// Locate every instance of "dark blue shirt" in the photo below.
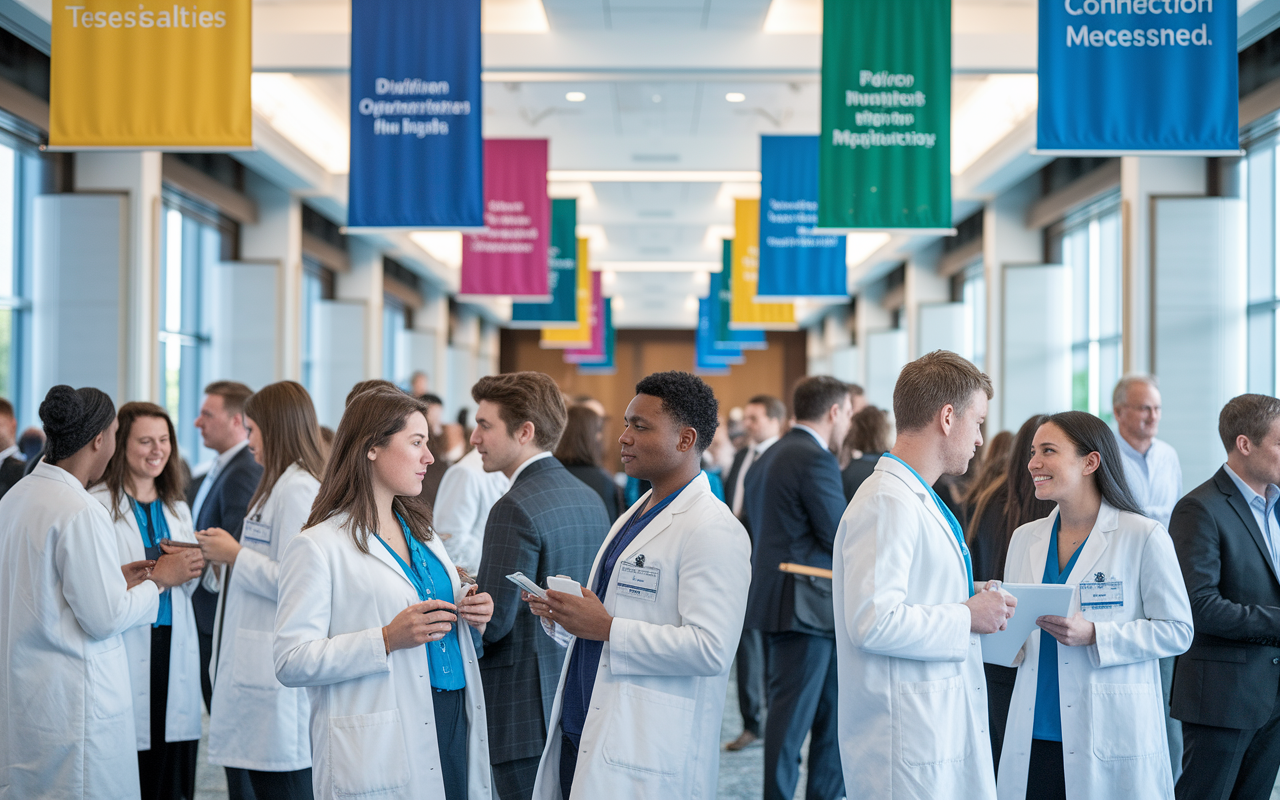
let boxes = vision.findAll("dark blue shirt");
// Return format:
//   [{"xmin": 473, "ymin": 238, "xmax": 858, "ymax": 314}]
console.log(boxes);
[
  {"xmin": 1033, "ymin": 516, "xmax": 1086, "ymax": 741},
  {"xmin": 129, "ymin": 498, "xmax": 172, "ymax": 627},
  {"xmin": 560, "ymin": 477, "xmax": 693, "ymax": 746}
]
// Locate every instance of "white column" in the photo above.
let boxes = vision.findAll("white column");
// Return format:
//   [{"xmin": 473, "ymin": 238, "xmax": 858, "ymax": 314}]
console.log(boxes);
[
  {"xmin": 337, "ymin": 239, "xmax": 385, "ymax": 379},
  {"xmin": 240, "ymin": 171, "xmax": 302, "ymax": 381},
  {"xmin": 904, "ymin": 241, "xmax": 951, "ymax": 359},
  {"xmin": 73, "ymin": 152, "xmax": 162, "ymax": 402},
  {"xmin": 1003, "ymin": 264, "xmax": 1074, "ymax": 429},
  {"xmin": 1119, "ymin": 156, "xmax": 1206, "ymax": 375}
]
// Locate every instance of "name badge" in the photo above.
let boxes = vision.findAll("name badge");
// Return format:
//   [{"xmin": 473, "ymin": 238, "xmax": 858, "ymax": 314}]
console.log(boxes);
[
  {"xmin": 242, "ymin": 519, "xmax": 272, "ymax": 546},
  {"xmin": 616, "ymin": 562, "xmax": 660, "ymax": 603},
  {"xmin": 1080, "ymin": 580, "xmax": 1123, "ymax": 610}
]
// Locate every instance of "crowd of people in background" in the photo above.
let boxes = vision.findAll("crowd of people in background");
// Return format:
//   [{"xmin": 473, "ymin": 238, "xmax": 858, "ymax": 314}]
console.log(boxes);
[{"xmin": 0, "ymin": 354, "xmax": 1277, "ymax": 800}]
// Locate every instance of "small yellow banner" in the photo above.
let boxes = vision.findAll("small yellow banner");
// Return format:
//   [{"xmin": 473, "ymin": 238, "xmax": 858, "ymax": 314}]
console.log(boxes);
[
  {"xmin": 541, "ymin": 238, "xmax": 593, "ymax": 348},
  {"xmin": 50, "ymin": 0, "xmax": 251, "ymax": 148},
  {"xmin": 731, "ymin": 198, "xmax": 796, "ymax": 330}
]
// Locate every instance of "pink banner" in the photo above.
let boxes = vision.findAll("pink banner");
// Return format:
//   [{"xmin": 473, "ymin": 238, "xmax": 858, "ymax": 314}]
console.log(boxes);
[
  {"xmin": 564, "ymin": 273, "xmax": 604, "ymax": 363},
  {"xmin": 460, "ymin": 139, "xmax": 550, "ymax": 299}
]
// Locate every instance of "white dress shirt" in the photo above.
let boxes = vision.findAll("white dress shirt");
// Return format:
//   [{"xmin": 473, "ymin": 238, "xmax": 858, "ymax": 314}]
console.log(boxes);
[
  {"xmin": 731, "ymin": 435, "xmax": 778, "ymax": 518},
  {"xmin": 1223, "ymin": 463, "xmax": 1280, "ymax": 577},
  {"xmin": 190, "ymin": 439, "xmax": 249, "ymax": 524},
  {"xmin": 508, "ymin": 450, "xmax": 553, "ymax": 485},
  {"xmin": 0, "ymin": 444, "xmax": 19, "ymax": 463},
  {"xmin": 433, "ymin": 448, "xmax": 510, "ymax": 574},
  {"xmin": 1116, "ymin": 434, "xmax": 1182, "ymax": 531}
]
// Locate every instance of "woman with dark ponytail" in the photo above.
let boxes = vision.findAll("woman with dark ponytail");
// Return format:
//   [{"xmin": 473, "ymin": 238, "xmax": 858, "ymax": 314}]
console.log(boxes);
[
  {"xmin": 996, "ymin": 410, "xmax": 1194, "ymax": 800},
  {"xmin": 0, "ymin": 386, "xmax": 190, "ymax": 799}
]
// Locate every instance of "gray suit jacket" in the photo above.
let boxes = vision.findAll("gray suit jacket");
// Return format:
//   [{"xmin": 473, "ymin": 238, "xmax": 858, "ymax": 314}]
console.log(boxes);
[{"xmin": 476, "ymin": 455, "xmax": 610, "ymax": 765}]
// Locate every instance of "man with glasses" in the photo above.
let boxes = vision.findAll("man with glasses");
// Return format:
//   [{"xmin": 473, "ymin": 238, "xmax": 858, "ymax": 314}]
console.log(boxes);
[{"xmin": 1113, "ymin": 374, "xmax": 1184, "ymax": 782}]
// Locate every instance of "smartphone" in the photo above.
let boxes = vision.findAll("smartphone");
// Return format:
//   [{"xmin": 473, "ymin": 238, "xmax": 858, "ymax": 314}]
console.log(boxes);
[
  {"xmin": 506, "ymin": 571, "xmax": 547, "ymax": 600},
  {"xmin": 158, "ymin": 539, "xmax": 201, "ymax": 549}
]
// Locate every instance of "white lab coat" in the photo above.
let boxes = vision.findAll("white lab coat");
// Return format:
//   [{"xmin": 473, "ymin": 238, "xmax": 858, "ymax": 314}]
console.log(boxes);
[
  {"xmin": 89, "ymin": 486, "xmax": 203, "ymax": 749},
  {"xmin": 996, "ymin": 504, "xmax": 1193, "ymax": 800},
  {"xmin": 0, "ymin": 461, "xmax": 160, "ymax": 799},
  {"xmin": 274, "ymin": 513, "xmax": 495, "ymax": 800},
  {"xmin": 833, "ymin": 456, "xmax": 996, "ymax": 800},
  {"xmin": 531, "ymin": 472, "xmax": 752, "ymax": 800},
  {"xmin": 206, "ymin": 463, "xmax": 318, "ymax": 771}
]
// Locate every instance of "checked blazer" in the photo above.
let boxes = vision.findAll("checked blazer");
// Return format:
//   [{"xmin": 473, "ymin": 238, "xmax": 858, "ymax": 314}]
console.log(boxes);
[{"xmin": 476, "ymin": 455, "xmax": 612, "ymax": 765}]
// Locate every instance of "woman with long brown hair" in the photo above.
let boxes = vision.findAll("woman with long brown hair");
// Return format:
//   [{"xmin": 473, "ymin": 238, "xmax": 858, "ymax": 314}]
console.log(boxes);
[
  {"xmin": 555, "ymin": 404, "xmax": 622, "ymax": 521},
  {"xmin": 90, "ymin": 402, "xmax": 206, "ymax": 800},
  {"xmin": 197, "ymin": 381, "xmax": 326, "ymax": 799},
  {"xmin": 275, "ymin": 387, "xmax": 494, "ymax": 800}
]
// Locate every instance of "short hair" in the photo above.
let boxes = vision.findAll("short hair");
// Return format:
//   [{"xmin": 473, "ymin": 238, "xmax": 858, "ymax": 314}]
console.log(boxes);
[
  {"xmin": 848, "ymin": 383, "xmax": 865, "ymax": 398},
  {"xmin": 420, "ymin": 393, "xmax": 444, "ymax": 407},
  {"xmin": 0, "ymin": 397, "xmax": 13, "ymax": 419},
  {"xmin": 204, "ymin": 380, "xmax": 253, "ymax": 417},
  {"xmin": 893, "ymin": 350, "xmax": 993, "ymax": 433},
  {"xmin": 471, "ymin": 372, "xmax": 567, "ymax": 451},
  {"xmin": 634, "ymin": 371, "xmax": 719, "ymax": 454},
  {"xmin": 1219, "ymin": 394, "xmax": 1280, "ymax": 453},
  {"xmin": 1112, "ymin": 374, "xmax": 1160, "ymax": 410},
  {"xmin": 746, "ymin": 394, "xmax": 787, "ymax": 422},
  {"xmin": 346, "ymin": 379, "xmax": 399, "ymax": 408},
  {"xmin": 793, "ymin": 376, "xmax": 851, "ymax": 423}
]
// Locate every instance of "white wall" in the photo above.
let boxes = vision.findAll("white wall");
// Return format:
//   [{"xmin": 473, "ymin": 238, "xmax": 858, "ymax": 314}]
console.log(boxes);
[
  {"xmin": 1002, "ymin": 264, "xmax": 1073, "ymax": 431},
  {"xmin": 864, "ymin": 329, "xmax": 908, "ymax": 410},
  {"xmin": 312, "ymin": 301, "xmax": 366, "ymax": 428}
]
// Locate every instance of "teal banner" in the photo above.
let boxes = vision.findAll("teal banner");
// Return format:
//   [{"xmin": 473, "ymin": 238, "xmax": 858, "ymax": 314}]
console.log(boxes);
[
  {"xmin": 509, "ymin": 198, "xmax": 578, "ymax": 328},
  {"xmin": 716, "ymin": 241, "xmax": 767, "ymax": 351},
  {"xmin": 818, "ymin": 0, "xmax": 951, "ymax": 231}
]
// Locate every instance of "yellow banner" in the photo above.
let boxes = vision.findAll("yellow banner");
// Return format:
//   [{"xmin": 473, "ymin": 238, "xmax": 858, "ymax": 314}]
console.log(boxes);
[
  {"xmin": 50, "ymin": 0, "xmax": 251, "ymax": 148},
  {"xmin": 731, "ymin": 198, "xmax": 796, "ymax": 330},
  {"xmin": 541, "ymin": 238, "xmax": 593, "ymax": 348}
]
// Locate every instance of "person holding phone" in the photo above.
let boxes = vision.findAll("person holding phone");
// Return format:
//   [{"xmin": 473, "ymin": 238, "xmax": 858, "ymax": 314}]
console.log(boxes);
[
  {"xmin": 197, "ymin": 381, "xmax": 326, "ymax": 799},
  {"xmin": 275, "ymin": 387, "xmax": 494, "ymax": 800},
  {"xmin": 997, "ymin": 411, "xmax": 1192, "ymax": 800},
  {"xmin": 90, "ymin": 402, "xmax": 205, "ymax": 800}
]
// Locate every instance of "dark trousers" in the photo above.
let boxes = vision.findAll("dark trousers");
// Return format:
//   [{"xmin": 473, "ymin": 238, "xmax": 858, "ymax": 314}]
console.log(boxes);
[
  {"xmin": 558, "ymin": 733, "xmax": 577, "ymax": 800},
  {"xmin": 492, "ymin": 756, "xmax": 541, "ymax": 800},
  {"xmin": 138, "ymin": 625, "xmax": 198, "ymax": 800},
  {"xmin": 200, "ymin": 628, "xmax": 257, "ymax": 800},
  {"xmin": 736, "ymin": 627, "xmax": 766, "ymax": 737},
  {"xmin": 1025, "ymin": 740, "xmax": 1066, "ymax": 800},
  {"xmin": 246, "ymin": 769, "xmax": 312, "ymax": 800},
  {"xmin": 985, "ymin": 663, "xmax": 1017, "ymax": 776},
  {"xmin": 1177, "ymin": 685, "xmax": 1280, "ymax": 800},
  {"xmin": 432, "ymin": 688, "xmax": 469, "ymax": 800},
  {"xmin": 763, "ymin": 631, "xmax": 844, "ymax": 800}
]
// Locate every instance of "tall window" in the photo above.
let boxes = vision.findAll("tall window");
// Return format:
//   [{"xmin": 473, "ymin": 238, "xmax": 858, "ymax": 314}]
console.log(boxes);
[
  {"xmin": 383, "ymin": 297, "xmax": 407, "ymax": 384},
  {"xmin": 0, "ymin": 142, "xmax": 18, "ymax": 411},
  {"xmin": 300, "ymin": 256, "xmax": 335, "ymax": 394},
  {"xmin": 957, "ymin": 261, "xmax": 986, "ymax": 372},
  {"xmin": 1049, "ymin": 194, "xmax": 1122, "ymax": 422},
  {"xmin": 1244, "ymin": 135, "xmax": 1280, "ymax": 395}
]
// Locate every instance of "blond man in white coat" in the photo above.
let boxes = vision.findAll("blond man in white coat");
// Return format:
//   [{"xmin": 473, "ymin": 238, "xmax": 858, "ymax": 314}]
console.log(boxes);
[
  {"xmin": 0, "ymin": 386, "xmax": 186, "ymax": 800},
  {"xmin": 834, "ymin": 352, "xmax": 1016, "ymax": 799},
  {"xmin": 997, "ymin": 412, "xmax": 1192, "ymax": 800},
  {"xmin": 526, "ymin": 371, "xmax": 751, "ymax": 800}
]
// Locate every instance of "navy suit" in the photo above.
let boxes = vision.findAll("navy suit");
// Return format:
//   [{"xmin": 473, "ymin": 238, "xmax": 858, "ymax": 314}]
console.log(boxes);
[{"xmin": 742, "ymin": 427, "xmax": 847, "ymax": 800}]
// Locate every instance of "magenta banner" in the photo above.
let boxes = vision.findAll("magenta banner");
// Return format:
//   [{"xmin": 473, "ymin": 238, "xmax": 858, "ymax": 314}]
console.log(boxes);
[
  {"xmin": 459, "ymin": 139, "xmax": 550, "ymax": 299},
  {"xmin": 563, "ymin": 273, "xmax": 604, "ymax": 363}
]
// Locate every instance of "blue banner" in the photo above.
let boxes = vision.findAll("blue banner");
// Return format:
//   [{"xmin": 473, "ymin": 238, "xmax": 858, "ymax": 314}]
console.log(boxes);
[
  {"xmin": 696, "ymin": 297, "xmax": 744, "ymax": 375},
  {"xmin": 510, "ymin": 198, "xmax": 577, "ymax": 328},
  {"xmin": 348, "ymin": 0, "xmax": 483, "ymax": 228},
  {"xmin": 759, "ymin": 136, "xmax": 847, "ymax": 298},
  {"xmin": 712, "ymin": 247, "xmax": 767, "ymax": 352},
  {"xmin": 1037, "ymin": 0, "xmax": 1238, "ymax": 153}
]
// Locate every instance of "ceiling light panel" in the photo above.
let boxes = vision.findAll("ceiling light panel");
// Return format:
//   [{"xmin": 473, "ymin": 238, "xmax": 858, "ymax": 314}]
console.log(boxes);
[
  {"xmin": 251, "ymin": 73, "xmax": 350, "ymax": 174},
  {"xmin": 409, "ymin": 231, "xmax": 464, "ymax": 269},
  {"xmin": 951, "ymin": 74, "xmax": 1038, "ymax": 175},
  {"xmin": 762, "ymin": 0, "xmax": 821, "ymax": 33},
  {"xmin": 482, "ymin": 0, "xmax": 550, "ymax": 32}
]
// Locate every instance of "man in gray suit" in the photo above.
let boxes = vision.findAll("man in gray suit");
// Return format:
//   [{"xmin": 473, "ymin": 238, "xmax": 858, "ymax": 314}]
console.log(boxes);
[{"xmin": 472, "ymin": 372, "xmax": 611, "ymax": 800}]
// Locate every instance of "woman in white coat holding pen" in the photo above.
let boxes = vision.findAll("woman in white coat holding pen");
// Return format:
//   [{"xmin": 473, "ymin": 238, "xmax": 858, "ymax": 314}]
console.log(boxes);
[
  {"xmin": 274, "ymin": 387, "xmax": 495, "ymax": 800},
  {"xmin": 197, "ymin": 381, "xmax": 326, "ymax": 799},
  {"xmin": 998, "ymin": 411, "xmax": 1193, "ymax": 800},
  {"xmin": 90, "ymin": 402, "xmax": 206, "ymax": 800}
]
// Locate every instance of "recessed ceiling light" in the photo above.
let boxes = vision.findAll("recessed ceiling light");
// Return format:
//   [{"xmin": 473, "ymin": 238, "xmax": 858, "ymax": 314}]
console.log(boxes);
[
  {"xmin": 651, "ymin": 94, "xmax": 662, "ymax": 103},
  {"xmin": 725, "ymin": 92, "xmax": 746, "ymax": 103},
  {"xmin": 565, "ymin": 91, "xmax": 586, "ymax": 102}
]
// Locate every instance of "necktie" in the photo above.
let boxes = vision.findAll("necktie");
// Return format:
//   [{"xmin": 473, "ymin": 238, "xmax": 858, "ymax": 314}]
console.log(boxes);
[{"xmin": 731, "ymin": 447, "xmax": 757, "ymax": 518}]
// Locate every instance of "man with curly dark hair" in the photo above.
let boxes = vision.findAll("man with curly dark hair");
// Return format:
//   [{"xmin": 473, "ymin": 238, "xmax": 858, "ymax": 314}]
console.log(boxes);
[{"xmin": 524, "ymin": 371, "xmax": 752, "ymax": 799}]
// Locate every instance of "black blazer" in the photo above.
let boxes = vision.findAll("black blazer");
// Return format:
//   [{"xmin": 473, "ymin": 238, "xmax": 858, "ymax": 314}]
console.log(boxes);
[
  {"xmin": 723, "ymin": 446, "xmax": 751, "ymax": 527},
  {"xmin": 841, "ymin": 453, "xmax": 879, "ymax": 504},
  {"xmin": 0, "ymin": 455, "xmax": 24, "ymax": 500},
  {"xmin": 188, "ymin": 446, "xmax": 263, "ymax": 635},
  {"xmin": 476, "ymin": 456, "xmax": 611, "ymax": 765},
  {"xmin": 1170, "ymin": 467, "xmax": 1280, "ymax": 730},
  {"xmin": 742, "ymin": 427, "xmax": 847, "ymax": 634},
  {"xmin": 563, "ymin": 462, "xmax": 621, "ymax": 522}
]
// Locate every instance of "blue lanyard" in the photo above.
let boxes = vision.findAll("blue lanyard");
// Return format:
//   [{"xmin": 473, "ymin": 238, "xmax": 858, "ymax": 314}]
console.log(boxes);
[
  {"xmin": 377, "ymin": 513, "xmax": 453, "ymax": 674},
  {"xmin": 128, "ymin": 497, "xmax": 165, "ymax": 551},
  {"xmin": 885, "ymin": 454, "xmax": 974, "ymax": 596}
]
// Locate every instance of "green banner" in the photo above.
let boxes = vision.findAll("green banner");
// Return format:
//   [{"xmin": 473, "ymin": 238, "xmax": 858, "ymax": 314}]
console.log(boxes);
[
  {"xmin": 818, "ymin": 0, "xmax": 951, "ymax": 231},
  {"xmin": 510, "ymin": 198, "xmax": 578, "ymax": 329}
]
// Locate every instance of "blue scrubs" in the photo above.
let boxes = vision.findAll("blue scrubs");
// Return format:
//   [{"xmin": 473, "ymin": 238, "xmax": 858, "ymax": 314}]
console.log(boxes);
[
  {"xmin": 1032, "ymin": 517, "xmax": 1086, "ymax": 742},
  {"xmin": 129, "ymin": 498, "xmax": 172, "ymax": 627}
]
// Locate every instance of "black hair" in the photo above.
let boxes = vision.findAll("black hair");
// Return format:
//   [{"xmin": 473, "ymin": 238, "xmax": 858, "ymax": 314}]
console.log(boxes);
[
  {"xmin": 1040, "ymin": 410, "xmax": 1145, "ymax": 517},
  {"xmin": 39, "ymin": 385, "xmax": 116, "ymax": 463},
  {"xmin": 793, "ymin": 375, "xmax": 851, "ymax": 422},
  {"xmin": 635, "ymin": 371, "xmax": 719, "ymax": 454},
  {"xmin": 420, "ymin": 393, "xmax": 444, "ymax": 407}
]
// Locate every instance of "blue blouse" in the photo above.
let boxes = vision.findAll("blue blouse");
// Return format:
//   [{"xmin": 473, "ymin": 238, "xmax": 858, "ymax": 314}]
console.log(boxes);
[
  {"xmin": 1032, "ymin": 517, "xmax": 1086, "ymax": 741},
  {"xmin": 376, "ymin": 515, "xmax": 466, "ymax": 691},
  {"xmin": 129, "ymin": 497, "xmax": 172, "ymax": 627}
]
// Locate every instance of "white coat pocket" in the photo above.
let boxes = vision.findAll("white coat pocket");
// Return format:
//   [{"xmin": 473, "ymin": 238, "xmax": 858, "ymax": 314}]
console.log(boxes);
[
  {"xmin": 329, "ymin": 709, "xmax": 411, "ymax": 796},
  {"xmin": 898, "ymin": 675, "xmax": 970, "ymax": 766},
  {"xmin": 1090, "ymin": 683, "xmax": 1162, "ymax": 760},
  {"xmin": 602, "ymin": 684, "xmax": 695, "ymax": 776},
  {"xmin": 233, "ymin": 629, "xmax": 282, "ymax": 691},
  {"xmin": 86, "ymin": 639, "xmax": 131, "ymax": 719}
]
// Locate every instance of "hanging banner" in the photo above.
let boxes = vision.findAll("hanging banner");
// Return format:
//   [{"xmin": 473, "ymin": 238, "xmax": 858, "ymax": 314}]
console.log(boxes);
[
  {"xmin": 759, "ymin": 136, "xmax": 847, "ymax": 299},
  {"xmin": 1037, "ymin": 0, "xmax": 1238, "ymax": 154},
  {"xmin": 731, "ymin": 199, "xmax": 796, "ymax": 330},
  {"xmin": 348, "ymin": 0, "xmax": 482, "ymax": 229},
  {"xmin": 564, "ymin": 277, "xmax": 605, "ymax": 363},
  {"xmin": 714, "ymin": 242, "xmax": 767, "ymax": 351},
  {"xmin": 576, "ymin": 300, "xmax": 616, "ymax": 374},
  {"xmin": 459, "ymin": 139, "xmax": 550, "ymax": 300},
  {"xmin": 49, "ymin": 0, "xmax": 251, "ymax": 148},
  {"xmin": 695, "ymin": 298, "xmax": 739, "ymax": 376},
  {"xmin": 541, "ymin": 239, "xmax": 594, "ymax": 348},
  {"xmin": 510, "ymin": 198, "xmax": 578, "ymax": 328},
  {"xmin": 566, "ymin": 297, "xmax": 613, "ymax": 365},
  {"xmin": 818, "ymin": 0, "xmax": 951, "ymax": 231}
]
